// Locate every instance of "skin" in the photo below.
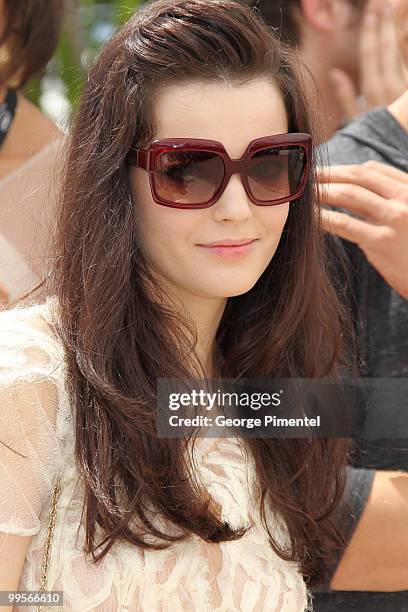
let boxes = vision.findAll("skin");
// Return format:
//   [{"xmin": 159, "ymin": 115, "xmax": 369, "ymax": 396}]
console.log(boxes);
[
  {"xmin": 319, "ymin": 161, "xmax": 408, "ymax": 300},
  {"xmin": 0, "ymin": 90, "xmax": 62, "ymax": 307},
  {"xmin": 330, "ymin": 470, "xmax": 408, "ymax": 590},
  {"xmin": 390, "ymin": 0, "xmax": 408, "ymax": 65},
  {"xmin": 320, "ymin": 0, "xmax": 408, "ymax": 301},
  {"xmin": 388, "ymin": 0, "xmax": 408, "ymax": 131},
  {"xmin": 331, "ymin": 0, "xmax": 407, "ymax": 120},
  {"xmin": 0, "ymin": 0, "xmax": 62, "ymax": 308},
  {"xmin": 0, "ymin": 283, "xmax": 7, "ymax": 305},
  {"xmin": 129, "ymin": 78, "xmax": 290, "ymax": 373},
  {"xmin": 295, "ymin": 0, "xmax": 363, "ymax": 139},
  {"xmin": 0, "ymin": 0, "xmax": 62, "ymax": 172},
  {"xmin": 0, "ymin": 95, "xmax": 62, "ymax": 182},
  {"xmin": 293, "ymin": 0, "xmax": 407, "ymax": 140}
]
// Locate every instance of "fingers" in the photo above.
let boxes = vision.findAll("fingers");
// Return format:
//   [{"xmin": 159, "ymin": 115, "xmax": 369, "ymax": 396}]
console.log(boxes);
[
  {"xmin": 359, "ymin": 1, "xmax": 408, "ymax": 108},
  {"xmin": 358, "ymin": 160, "xmax": 408, "ymax": 185},
  {"xmin": 317, "ymin": 164, "xmax": 408, "ymax": 202},
  {"xmin": 326, "ymin": 0, "xmax": 407, "ymax": 121},
  {"xmin": 320, "ymin": 209, "xmax": 384, "ymax": 245},
  {"xmin": 329, "ymin": 69, "xmax": 360, "ymax": 121},
  {"xmin": 319, "ymin": 182, "xmax": 389, "ymax": 224},
  {"xmin": 360, "ymin": 9, "xmax": 382, "ymax": 108},
  {"xmin": 379, "ymin": 3, "xmax": 408, "ymax": 102}
]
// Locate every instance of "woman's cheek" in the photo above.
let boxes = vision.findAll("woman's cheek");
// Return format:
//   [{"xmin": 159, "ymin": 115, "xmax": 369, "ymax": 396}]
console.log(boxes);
[{"xmin": 265, "ymin": 203, "xmax": 289, "ymax": 241}]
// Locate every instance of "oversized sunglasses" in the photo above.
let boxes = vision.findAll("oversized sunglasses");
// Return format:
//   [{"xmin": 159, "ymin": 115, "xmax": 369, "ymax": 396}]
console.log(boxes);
[{"xmin": 128, "ymin": 133, "xmax": 312, "ymax": 209}]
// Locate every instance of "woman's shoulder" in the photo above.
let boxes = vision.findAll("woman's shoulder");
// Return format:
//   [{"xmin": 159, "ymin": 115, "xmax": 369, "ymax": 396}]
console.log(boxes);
[
  {"xmin": 0, "ymin": 94, "xmax": 65, "ymax": 181},
  {"xmin": 2, "ymin": 94, "xmax": 63, "ymax": 160}
]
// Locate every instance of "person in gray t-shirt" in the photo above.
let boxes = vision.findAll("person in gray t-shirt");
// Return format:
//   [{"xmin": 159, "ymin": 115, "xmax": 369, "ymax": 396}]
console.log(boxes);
[
  {"xmin": 249, "ymin": 0, "xmax": 408, "ymax": 606},
  {"xmin": 312, "ymin": 92, "xmax": 408, "ymax": 611}
]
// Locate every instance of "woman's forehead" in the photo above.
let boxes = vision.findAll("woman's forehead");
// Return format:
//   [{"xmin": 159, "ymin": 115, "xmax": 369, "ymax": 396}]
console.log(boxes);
[{"xmin": 151, "ymin": 78, "xmax": 289, "ymax": 159}]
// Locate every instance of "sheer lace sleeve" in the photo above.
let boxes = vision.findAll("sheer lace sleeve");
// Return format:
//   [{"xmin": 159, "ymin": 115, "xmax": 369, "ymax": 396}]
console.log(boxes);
[{"xmin": 0, "ymin": 300, "xmax": 67, "ymax": 537}]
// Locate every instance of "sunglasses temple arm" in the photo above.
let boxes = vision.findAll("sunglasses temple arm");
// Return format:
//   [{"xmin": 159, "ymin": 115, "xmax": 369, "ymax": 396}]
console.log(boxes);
[{"xmin": 128, "ymin": 149, "xmax": 149, "ymax": 169}]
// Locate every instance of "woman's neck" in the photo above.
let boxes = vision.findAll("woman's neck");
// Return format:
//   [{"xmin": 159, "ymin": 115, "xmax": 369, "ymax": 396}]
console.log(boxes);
[
  {"xmin": 160, "ymin": 281, "xmax": 226, "ymax": 378},
  {"xmin": 388, "ymin": 89, "xmax": 408, "ymax": 133},
  {"xmin": 0, "ymin": 91, "xmax": 63, "ymax": 180},
  {"xmin": 184, "ymin": 294, "xmax": 226, "ymax": 378}
]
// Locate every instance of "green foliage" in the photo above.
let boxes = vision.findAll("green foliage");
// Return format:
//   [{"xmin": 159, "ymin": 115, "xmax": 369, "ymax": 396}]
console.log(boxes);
[{"xmin": 25, "ymin": 0, "xmax": 142, "ymax": 121}]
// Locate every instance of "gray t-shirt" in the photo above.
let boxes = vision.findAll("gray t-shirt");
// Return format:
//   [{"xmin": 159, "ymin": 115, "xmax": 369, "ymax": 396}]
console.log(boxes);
[{"xmin": 313, "ymin": 107, "xmax": 408, "ymax": 610}]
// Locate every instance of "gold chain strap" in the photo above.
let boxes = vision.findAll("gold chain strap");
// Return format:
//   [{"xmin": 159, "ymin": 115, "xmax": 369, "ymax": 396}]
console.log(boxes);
[{"xmin": 37, "ymin": 477, "xmax": 62, "ymax": 612}]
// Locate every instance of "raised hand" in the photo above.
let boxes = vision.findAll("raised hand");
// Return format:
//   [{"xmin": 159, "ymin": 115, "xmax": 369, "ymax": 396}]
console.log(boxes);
[
  {"xmin": 318, "ymin": 161, "xmax": 408, "ymax": 300},
  {"xmin": 330, "ymin": 0, "xmax": 407, "ymax": 122}
]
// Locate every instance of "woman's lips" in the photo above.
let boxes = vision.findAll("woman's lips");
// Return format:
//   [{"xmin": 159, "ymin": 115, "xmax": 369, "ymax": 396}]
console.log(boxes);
[{"xmin": 198, "ymin": 239, "xmax": 257, "ymax": 259}]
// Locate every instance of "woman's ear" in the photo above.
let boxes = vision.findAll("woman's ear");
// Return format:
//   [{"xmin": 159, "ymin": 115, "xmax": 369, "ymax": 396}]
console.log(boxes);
[{"xmin": 299, "ymin": 0, "xmax": 357, "ymax": 34}]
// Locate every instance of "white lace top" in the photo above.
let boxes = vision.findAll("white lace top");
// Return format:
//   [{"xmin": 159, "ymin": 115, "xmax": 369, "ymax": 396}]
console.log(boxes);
[{"xmin": 0, "ymin": 298, "xmax": 312, "ymax": 612}]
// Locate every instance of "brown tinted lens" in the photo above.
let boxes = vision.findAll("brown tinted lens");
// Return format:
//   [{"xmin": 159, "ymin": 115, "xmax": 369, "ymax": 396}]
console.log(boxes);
[
  {"xmin": 247, "ymin": 146, "xmax": 306, "ymax": 202},
  {"xmin": 154, "ymin": 150, "xmax": 225, "ymax": 204}
]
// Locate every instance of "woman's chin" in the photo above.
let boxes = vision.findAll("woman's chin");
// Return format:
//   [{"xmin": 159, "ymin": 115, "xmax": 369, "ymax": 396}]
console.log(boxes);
[{"xmin": 204, "ymin": 278, "xmax": 261, "ymax": 299}]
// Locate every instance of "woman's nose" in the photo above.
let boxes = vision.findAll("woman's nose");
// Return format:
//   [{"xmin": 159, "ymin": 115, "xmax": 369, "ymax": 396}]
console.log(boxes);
[{"xmin": 211, "ymin": 173, "xmax": 253, "ymax": 222}]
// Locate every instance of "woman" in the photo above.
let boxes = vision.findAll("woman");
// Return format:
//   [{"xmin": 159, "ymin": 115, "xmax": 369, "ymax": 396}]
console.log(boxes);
[
  {"xmin": 0, "ymin": 1, "xmax": 352, "ymax": 610},
  {"xmin": 0, "ymin": 0, "xmax": 65, "ymax": 306}
]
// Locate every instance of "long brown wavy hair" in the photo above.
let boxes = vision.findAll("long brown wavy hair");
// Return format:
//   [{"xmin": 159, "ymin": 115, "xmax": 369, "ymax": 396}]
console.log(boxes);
[{"xmin": 47, "ymin": 0, "xmax": 353, "ymax": 586}]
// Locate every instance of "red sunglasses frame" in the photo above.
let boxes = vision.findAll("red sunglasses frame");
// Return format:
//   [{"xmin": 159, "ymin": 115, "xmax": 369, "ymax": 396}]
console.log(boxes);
[{"xmin": 128, "ymin": 133, "xmax": 312, "ymax": 209}]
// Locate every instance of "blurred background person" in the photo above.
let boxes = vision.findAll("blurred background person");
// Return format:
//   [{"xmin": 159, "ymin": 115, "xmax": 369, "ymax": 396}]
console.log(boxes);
[
  {"xmin": 0, "ymin": 0, "xmax": 142, "ymax": 309},
  {"xmin": 311, "ymin": 0, "xmax": 408, "ymax": 610},
  {"xmin": 252, "ymin": 0, "xmax": 408, "ymax": 140},
  {"xmin": 0, "ymin": 0, "xmax": 65, "ymax": 307},
  {"xmin": 252, "ymin": 1, "xmax": 408, "ymax": 610}
]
